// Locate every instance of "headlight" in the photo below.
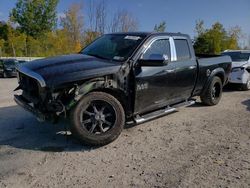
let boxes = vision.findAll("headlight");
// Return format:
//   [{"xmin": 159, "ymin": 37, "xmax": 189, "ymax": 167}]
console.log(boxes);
[{"xmin": 6, "ymin": 68, "xmax": 12, "ymax": 71}]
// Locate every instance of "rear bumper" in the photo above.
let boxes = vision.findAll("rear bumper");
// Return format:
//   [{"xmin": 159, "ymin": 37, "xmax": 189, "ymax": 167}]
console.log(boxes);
[{"xmin": 14, "ymin": 94, "xmax": 45, "ymax": 120}]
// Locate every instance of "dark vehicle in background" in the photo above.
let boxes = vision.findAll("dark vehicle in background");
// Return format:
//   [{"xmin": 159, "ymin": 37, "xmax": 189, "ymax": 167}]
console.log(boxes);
[
  {"xmin": 14, "ymin": 32, "xmax": 232, "ymax": 145},
  {"xmin": 221, "ymin": 50, "xmax": 250, "ymax": 90},
  {"xmin": 0, "ymin": 58, "xmax": 18, "ymax": 78}
]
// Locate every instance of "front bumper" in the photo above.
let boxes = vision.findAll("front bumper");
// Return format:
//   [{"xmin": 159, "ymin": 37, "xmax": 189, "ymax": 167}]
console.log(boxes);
[
  {"xmin": 14, "ymin": 94, "xmax": 45, "ymax": 120},
  {"xmin": 228, "ymin": 69, "xmax": 249, "ymax": 84}
]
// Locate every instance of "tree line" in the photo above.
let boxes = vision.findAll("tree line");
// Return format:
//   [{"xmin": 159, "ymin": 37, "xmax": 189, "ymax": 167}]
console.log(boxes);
[
  {"xmin": 0, "ymin": 0, "xmax": 139, "ymax": 57},
  {"xmin": 0, "ymin": 0, "xmax": 247, "ymax": 57}
]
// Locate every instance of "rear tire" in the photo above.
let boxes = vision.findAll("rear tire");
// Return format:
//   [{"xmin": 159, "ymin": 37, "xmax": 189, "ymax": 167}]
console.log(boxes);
[
  {"xmin": 241, "ymin": 79, "xmax": 250, "ymax": 91},
  {"xmin": 201, "ymin": 76, "xmax": 222, "ymax": 106},
  {"xmin": 70, "ymin": 92, "xmax": 125, "ymax": 146}
]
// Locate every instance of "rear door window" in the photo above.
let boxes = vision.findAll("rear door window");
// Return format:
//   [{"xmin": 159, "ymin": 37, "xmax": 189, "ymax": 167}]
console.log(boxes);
[{"xmin": 175, "ymin": 39, "xmax": 191, "ymax": 61}]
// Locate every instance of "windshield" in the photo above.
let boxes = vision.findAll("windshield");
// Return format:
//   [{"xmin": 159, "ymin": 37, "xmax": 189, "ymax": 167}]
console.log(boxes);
[
  {"xmin": 222, "ymin": 52, "xmax": 250, "ymax": 62},
  {"xmin": 81, "ymin": 34, "xmax": 146, "ymax": 61}
]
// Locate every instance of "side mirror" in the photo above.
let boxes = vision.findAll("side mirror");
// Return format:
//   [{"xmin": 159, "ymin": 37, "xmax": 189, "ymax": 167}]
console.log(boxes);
[{"xmin": 138, "ymin": 54, "xmax": 169, "ymax": 67}]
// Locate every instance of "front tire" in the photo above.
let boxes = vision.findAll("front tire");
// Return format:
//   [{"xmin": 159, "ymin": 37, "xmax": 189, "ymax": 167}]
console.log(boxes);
[
  {"xmin": 201, "ymin": 76, "xmax": 222, "ymax": 106},
  {"xmin": 70, "ymin": 92, "xmax": 125, "ymax": 146}
]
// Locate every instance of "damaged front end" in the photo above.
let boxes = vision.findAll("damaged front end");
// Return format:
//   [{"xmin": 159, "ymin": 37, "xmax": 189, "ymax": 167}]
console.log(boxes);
[
  {"xmin": 14, "ymin": 67, "xmax": 118, "ymax": 123},
  {"xmin": 14, "ymin": 66, "xmax": 79, "ymax": 123}
]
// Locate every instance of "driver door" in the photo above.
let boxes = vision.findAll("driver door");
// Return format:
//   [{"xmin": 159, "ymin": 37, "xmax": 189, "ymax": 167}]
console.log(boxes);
[{"xmin": 134, "ymin": 37, "xmax": 177, "ymax": 114}]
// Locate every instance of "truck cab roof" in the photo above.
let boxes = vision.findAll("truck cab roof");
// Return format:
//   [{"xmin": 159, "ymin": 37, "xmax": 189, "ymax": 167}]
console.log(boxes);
[{"xmin": 106, "ymin": 32, "xmax": 190, "ymax": 39}]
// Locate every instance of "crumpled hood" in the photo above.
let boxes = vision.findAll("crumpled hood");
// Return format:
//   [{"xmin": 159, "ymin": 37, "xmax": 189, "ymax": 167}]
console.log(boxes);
[
  {"xmin": 18, "ymin": 54, "xmax": 121, "ymax": 87},
  {"xmin": 231, "ymin": 60, "xmax": 249, "ymax": 68}
]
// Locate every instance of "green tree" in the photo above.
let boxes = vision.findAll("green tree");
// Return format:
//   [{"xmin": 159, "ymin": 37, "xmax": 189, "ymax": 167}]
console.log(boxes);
[
  {"xmin": 83, "ymin": 30, "xmax": 100, "ymax": 46},
  {"xmin": 209, "ymin": 22, "xmax": 227, "ymax": 53},
  {"xmin": 226, "ymin": 26, "xmax": 242, "ymax": 49},
  {"xmin": 0, "ymin": 21, "xmax": 9, "ymax": 41},
  {"xmin": 60, "ymin": 3, "xmax": 84, "ymax": 52},
  {"xmin": 5, "ymin": 25, "xmax": 27, "ymax": 56},
  {"xmin": 0, "ymin": 39, "xmax": 5, "ymax": 56},
  {"xmin": 0, "ymin": 22, "xmax": 10, "ymax": 56},
  {"xmin": 10, "ymin": 0, "xmax": 59, "ymax": 38},
  {"xmin": 194, "ymin": 21, "xmax": 241, "ymax": 54},
  {"xmin": 26, "ymin": 36, "xmax": 42, "ymax": 56},
  {"xmin": 154, "ymin": 21, "xmax": 166, "ymax": 32},
  {"xmin": 39, "ymin": 30, "xmax": 75, "ymax": 56}
]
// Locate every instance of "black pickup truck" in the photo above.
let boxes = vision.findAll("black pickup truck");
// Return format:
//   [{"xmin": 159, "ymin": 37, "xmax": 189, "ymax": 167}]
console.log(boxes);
[{"xmin": 14, "ymin": 32, "xmax": 232, "ymax": 145}]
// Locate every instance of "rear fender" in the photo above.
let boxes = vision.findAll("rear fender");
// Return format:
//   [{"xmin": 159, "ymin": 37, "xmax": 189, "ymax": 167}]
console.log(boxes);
[{"xmin": 201, "ymin": 68, "xmax": 225, "ymax": 96}]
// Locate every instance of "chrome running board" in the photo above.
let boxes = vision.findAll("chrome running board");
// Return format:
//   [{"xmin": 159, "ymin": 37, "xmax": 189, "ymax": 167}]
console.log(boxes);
[{"xmin": 134, "ymin": 100, "xmax": 195, "ymax": 124}]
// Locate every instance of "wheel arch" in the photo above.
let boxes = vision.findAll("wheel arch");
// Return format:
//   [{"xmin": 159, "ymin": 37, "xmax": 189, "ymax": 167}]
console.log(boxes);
[
  {"xmin": 201, "ymin": 68, "xmax": 225, "ymax": 96},
  {"xmin": 214, "ymin": 71, "xmax": 225, "ymax": 85},
  {"xmin": 70, "ymin": 77, "xmax": 131, "ymax": 118}
]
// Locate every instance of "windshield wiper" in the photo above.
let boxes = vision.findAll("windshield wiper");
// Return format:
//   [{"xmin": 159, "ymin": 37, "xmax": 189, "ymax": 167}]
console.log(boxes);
[{"xmin": 86, "ymin": 53, "xmax": 110, "ymax": 60}]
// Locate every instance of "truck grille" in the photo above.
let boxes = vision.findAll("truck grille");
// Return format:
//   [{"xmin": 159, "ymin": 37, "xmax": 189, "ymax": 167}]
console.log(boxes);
[{"xmin": 19, "ymin": 72, "xmax": 40, "ymax": 102}]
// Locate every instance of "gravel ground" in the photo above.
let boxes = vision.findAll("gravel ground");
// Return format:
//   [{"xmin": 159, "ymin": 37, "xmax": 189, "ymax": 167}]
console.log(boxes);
[{"xmin": 0, "ymin": 78, "xmax": 249, "ymax": 188}]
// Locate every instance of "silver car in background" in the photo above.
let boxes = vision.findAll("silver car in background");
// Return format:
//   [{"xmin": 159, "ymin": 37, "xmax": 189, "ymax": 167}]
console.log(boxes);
[{"xmin": 222, "ymin": 50, "xmax": 250, "ymax": 90}]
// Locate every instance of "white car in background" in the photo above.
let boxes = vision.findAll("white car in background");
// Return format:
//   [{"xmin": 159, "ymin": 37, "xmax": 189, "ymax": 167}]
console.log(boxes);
[{"xmin": 222, "ymin": 50, "xmax": 250, "ymax": 90}]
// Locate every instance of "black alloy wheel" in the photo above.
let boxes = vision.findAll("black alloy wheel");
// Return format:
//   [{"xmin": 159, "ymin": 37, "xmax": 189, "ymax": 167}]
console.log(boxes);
[
  {"xmin": 80, "ymin": 100, "xmax": 116, "ymax": 134},
  {"xmin": 70, "ymin": 92, "xmax": 125, "ymax": 146},
  {"xmin": 201, "ymin": 76, "xmax": 222, "ymax": 106}
]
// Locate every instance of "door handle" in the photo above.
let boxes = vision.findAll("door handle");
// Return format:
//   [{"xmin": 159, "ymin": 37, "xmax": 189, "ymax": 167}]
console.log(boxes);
[
  {"xmin": 189, "ymin": 66, "xmax": 196, "ymax": 70},
  {"xmin": 164, "ymin": 69, "xmax": 175, "ymax": 73}
]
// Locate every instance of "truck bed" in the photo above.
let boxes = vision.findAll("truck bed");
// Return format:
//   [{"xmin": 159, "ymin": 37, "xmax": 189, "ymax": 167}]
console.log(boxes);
[
  {"xmin": 193, "ymin": 55, "xmax": 232, "ymax": 95},
  {"xmin": 196, "ymin": 54, "xmax": 222, "ymax": 58}
]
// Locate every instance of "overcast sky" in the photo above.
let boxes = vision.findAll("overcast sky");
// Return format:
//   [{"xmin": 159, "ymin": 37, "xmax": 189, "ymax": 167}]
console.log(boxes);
[{"xmin": 0, "ymin": 0, "xmax": 249, "ymax": 45}]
